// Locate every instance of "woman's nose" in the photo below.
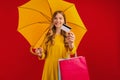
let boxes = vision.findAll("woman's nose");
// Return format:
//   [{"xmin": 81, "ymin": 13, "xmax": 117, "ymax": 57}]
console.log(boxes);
[{"xmin": 56, "ymin": 19, "xmax": 60, "ymax": 22}]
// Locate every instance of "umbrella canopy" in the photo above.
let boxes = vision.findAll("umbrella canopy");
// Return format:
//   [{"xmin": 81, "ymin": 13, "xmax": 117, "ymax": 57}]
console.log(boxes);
[{"xmin": 17, "ymin": 0, "xmax": 87, "ymax": 48}]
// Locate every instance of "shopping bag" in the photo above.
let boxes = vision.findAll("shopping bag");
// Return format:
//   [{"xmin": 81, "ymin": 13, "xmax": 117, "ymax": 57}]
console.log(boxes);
[{"xmin": 58, "ymin": 56, "xmax": 89, "ymax": 80}]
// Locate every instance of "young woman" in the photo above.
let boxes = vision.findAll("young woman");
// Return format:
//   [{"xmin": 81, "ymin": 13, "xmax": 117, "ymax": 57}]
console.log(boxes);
[{"xmin": 31, "ymin": 11, "xmax": 76, "ymax": 80}]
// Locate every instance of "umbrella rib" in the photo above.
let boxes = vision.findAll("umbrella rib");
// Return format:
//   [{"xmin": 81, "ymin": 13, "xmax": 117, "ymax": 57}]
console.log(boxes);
[
  {"xmin": 63, "ymin": 5, "xmax": 73, "ymax": 12},
  {"xmin": 67, "ymin": 22, "xmax": 87, "ymax": 30},
  {"xmin": 20, "ymin": 7, "xmax": 51, "ymax": 22},
  {"xmin": 64, "ymin": 4, "xmax": 87, "ymax": 30},
  {"xmin": 47, "ymin": 0, "xmax": 53, "ymax": 18},
  {"xmin": 19, "ymin": 21, "xmax": 50, "ymax": 30}
]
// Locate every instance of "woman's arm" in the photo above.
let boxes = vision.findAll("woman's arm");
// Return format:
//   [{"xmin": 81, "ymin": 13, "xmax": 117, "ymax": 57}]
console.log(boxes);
[{"xmin": 66, "ymin": 32, "xmax": 76, "ymax": 55}]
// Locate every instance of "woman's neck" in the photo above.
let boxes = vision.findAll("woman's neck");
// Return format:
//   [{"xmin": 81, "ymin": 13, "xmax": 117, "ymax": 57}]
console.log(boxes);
[{"xmin": 56, "ymin": 28, "xmax": 61, "ymax": 35}]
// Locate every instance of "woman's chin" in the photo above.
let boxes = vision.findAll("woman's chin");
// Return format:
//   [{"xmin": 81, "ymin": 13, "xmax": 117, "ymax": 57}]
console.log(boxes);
[{"xmin": 55, "ymin": 25, "xmax": 62, "ymax": 28}]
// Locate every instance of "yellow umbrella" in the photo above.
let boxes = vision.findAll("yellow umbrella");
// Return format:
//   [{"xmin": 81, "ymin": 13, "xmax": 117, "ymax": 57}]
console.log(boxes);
[{"xmin": 17, "ymin": 0, "xmax": 87, "ymax": 48}]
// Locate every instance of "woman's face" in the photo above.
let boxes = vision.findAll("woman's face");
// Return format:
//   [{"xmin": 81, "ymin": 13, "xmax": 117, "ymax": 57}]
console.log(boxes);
[{"xmin": 53, "ymin": 13, "xmax": 65, "ymax": 28}]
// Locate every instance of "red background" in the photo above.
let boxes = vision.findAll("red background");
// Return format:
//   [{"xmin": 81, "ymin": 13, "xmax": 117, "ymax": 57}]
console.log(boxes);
[{"xmin": 0, "ymin": 0, "xmax": 120, "ymax": 80}]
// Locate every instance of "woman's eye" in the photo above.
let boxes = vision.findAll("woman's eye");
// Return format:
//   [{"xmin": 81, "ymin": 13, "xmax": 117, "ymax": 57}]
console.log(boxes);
[
  {"xmin": 59, "ymin": 18, "xmax": 62, "ymax": 20},
  {"xmin": 54, "ymin": 17, "xmax": 57, "ymax": 19},
  {"xmin": 59, "ymin": 17, "xmax": 63, "ymax": 20}
]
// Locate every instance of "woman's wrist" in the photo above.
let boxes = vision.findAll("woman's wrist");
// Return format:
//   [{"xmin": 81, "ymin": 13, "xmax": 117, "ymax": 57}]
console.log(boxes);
[{"xmin": 68, "ymin": 43, "xmax": 74, "ymax": 51}]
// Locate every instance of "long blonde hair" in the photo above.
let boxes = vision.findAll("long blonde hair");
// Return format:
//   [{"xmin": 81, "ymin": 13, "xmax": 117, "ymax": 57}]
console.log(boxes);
[{"xmin": 45, "ymin": 11, "xmax": 68, "ymax": 47}]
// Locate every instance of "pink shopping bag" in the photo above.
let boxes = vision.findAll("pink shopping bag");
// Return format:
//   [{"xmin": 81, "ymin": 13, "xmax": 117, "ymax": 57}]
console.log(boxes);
[{"xmin": 58, "ymin": 56, "xmax": 89, "ymax": 80}]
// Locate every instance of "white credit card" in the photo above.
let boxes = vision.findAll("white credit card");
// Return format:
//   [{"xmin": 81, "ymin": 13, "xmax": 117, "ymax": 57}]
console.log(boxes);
[{"xmin": 61, "ymin": 24, "xmax": 71, "ymax": 32}]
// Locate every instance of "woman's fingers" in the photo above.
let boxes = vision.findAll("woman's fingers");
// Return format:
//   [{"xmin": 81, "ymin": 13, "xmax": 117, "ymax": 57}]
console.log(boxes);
[
  {"xmin": 35, "ymin": 48, "xmax": 40, "ymax": 53},
  {"xmin": 67, "ymin": 32, "xmax": 75, "ymax": 43},
  {"xmin": 35, "ymin": 48, "xmax": 43, "ymax": 54},
  {"xmin": 38, "ymin": 47, "xmax": 43, "ymax": 53},
  {"xmin": 38, "ymin": 53, "xmax": 42, "ymax": 57}
]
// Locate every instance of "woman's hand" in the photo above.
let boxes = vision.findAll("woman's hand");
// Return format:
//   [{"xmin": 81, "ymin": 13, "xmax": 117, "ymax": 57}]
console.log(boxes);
[
  {"xmin": 66, "ymin": 32, "xmax": 75, "ymax": 50},
  {"xmin": 67, "ymin": 32, "xmax": 75, "ymax": 44},
  {"xmin": 35, "ymin": 47, "xmax": 43, "ymax": 57}
]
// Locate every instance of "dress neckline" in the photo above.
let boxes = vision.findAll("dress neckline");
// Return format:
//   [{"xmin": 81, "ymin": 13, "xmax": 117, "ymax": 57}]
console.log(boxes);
[{"xmin": 55, "ymin": 34, "xmax": 61, "ymax": 36}]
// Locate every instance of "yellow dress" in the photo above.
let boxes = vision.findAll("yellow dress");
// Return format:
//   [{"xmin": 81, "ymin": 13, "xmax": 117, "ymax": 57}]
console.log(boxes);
[{"xmin": 38, "ymin": 34, "xmax": 76, "ymax": 80}]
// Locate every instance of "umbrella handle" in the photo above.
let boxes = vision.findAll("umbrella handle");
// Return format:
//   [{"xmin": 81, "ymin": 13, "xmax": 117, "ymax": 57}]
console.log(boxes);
[{"xmin": 30, "ymin": 46, "xmax": 37, "ymax": 56}]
